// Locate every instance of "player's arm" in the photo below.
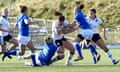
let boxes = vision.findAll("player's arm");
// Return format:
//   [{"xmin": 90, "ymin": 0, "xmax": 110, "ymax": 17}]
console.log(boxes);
[
  {"xmin": 100, "ymin": 24, "xmax": 107, "ymax": 40},
  {"xmin": 0, "ymin": 24, "xmax": 13, "ymax": 33},
  {"xmin": 24, "ymin": 17, "xmax": 39, "ymax": 25},
  {"xmin": 15, "ymin": 24, "xmax": 18, "ymax": 28},
  {"xmin": 62, "ymin": 22, "xmax": 79, "ymax": 34},
  {"xmin": 24, "ymin": 19, "xmax": 39, "ymax": 25},
  {"xmin": 54, "ymin": 27, "xmax": 64, "ymax": 34}
]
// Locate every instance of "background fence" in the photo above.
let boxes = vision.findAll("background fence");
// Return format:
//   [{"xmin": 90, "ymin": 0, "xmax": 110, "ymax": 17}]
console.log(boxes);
[{"xmin": 8, "ymin": 17, "xmax": 120, "ymax": 49}]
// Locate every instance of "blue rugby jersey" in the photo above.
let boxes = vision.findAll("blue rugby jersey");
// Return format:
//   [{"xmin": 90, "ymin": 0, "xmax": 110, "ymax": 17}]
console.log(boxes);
[
  {"xmin": 38, "ymin": 43, "xmax": 57, "ymax": 65},
  {"xmin": 16, "ymin": 13, "xmax": 29, "ymax": 36},
  {"xmin": 74, "ymin": 11, "xmax": 91, "ymax": 29}
]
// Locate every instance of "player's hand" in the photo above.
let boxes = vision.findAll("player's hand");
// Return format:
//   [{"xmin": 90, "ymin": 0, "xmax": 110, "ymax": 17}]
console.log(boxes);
[{"xmin": 32, "ymin": 19, "xmax": 40, "ymax": 24}]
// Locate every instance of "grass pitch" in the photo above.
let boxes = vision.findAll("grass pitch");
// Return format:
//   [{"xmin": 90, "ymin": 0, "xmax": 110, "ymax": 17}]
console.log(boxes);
[{"xmin": 0, "ymin": 49, "xmax": 120, "ymax": 72}]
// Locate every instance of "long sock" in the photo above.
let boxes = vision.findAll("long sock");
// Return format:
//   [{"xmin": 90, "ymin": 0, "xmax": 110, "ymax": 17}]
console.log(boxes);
[
  {"xmin": 106, "ymin": 50, "xmax": 114, "ymax": 61},
  {"xmin": 93, "ymin": 56, "xmax": 97, "ymax": 64},
  {"xmin": 88, "ymin": 44, "xmax": 98, "ymax": 56},
  {"xmin": 5, "ymin": 50, "xmax": 19, "ymax": 56},
  {"xmin": 66, "ymin": 53, "xmax": 74, "ymax": 65},
  {"xmin": 30, "ymin": 53, "xmax": 37, "ymax": 66},
  {"xmin": 73, "ymin": 42, "xmax": 83, "ymax": 58}
]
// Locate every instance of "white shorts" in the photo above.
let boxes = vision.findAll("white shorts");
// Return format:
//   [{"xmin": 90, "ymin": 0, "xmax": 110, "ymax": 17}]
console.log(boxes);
[
  {"xmin": 18, "ymin": 36, "xmax": 31, "ymax": 45},
  {"xmin": 80, "ymin": 29, "xmax": 93, "ymax": 40}
]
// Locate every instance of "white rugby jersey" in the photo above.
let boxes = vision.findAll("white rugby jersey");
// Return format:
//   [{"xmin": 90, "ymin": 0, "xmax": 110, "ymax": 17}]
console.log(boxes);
[
  {"xmin": 0, "ymin": 16, "xmax": 9, "ymax": 36},
  {"xmin": 52, "ymin": 20, "xmax": 69, "ymax": 40},
  {"xmin": 86, "ymin": 16, "xmax": 103, "ymax": 33}
]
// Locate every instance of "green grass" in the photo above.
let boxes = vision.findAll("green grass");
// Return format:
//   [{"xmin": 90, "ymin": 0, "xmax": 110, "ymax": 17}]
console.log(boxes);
[{"xmin": 0, "ymin": 49, "xmax": 120, "ymax": 72}]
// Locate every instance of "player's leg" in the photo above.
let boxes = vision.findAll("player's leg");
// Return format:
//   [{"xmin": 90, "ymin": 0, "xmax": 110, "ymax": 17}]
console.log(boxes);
[
  {"xmin": 0, "ymin": 36, "xmax": 13, "ymax": 61},
  {"xmin": 7, "ymin": 37, "xmax": 18, "ymax": 50},
  {"xmin": 92, "ymin": 34, "xmax": 119, "ymax": 64},
  {"xmin": 63, "ymin": 40, "xmax": 75, "ymax": 66},
  {"xmin": 24, "ymin": 53, "xmax": 41, "ymax": 66},
  {"xmin": 2, "ymin": 36, "xmax": 27, "ymax": 61},
  {"xmin": 0, "ymin": 45, "xmax": 6, "ymax": 54},
  {"xmin": 50, "ymin": 39, "xmax": 65, "ymax": 63},
  {"xmin": 73, "ymin": 34, "xmax": 84, "ymax": 61},
  {"xmin": 27, "ymin": 40, "xmax": 36, "ymax": 63},
  {"xmin": 51, "ymin": 46, "xmax": 65, "ymax": 63},
  {"xmin": 0, "ymin": 36, "xmax": 6, "ymax": 54},
  {"xmin": 27, "ymin": 40, "xmax": 35, "ymax": 53},
  {"xmin": 18, "ymin": 37, "xmax": 35, "ymax": 60},
  {"xmin": 2, "ymin": 42, "xmax": 26, "ymax": 61},
  {"xmin": 86, "ymin": 40, "xmax": 100, "ymax": 64}
]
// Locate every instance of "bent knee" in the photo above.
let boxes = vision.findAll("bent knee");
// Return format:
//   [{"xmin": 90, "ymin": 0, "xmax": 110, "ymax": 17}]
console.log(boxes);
[
  {"xmin": 58, "ymin": 53, "xmax": 65, "ymax": 60},
  {"xmin": 19, "ymin": 52, "xmax": 25, "ymax": 56},
  {"xmin": 69, "ymin": 48, "xmax": 75, "ymax": 54}
]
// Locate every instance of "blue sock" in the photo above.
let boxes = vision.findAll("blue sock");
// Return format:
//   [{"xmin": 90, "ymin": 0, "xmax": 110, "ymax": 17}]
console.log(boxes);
[
  {"xmin": 30, "ymin": 53, "xmax": 37, "ymax": 66},
  {"xmin": 93, "ymin": 56, "xmax": 97, "ymax": 64},
  {"xmin": 74, "ymin": 42, "xmax": 83, "ymax": 57},
  {"xmin": 88, "ymin": 44, "xmax": 98, "ymax": 56},
  {"xmin": 5, "ymin": 50, "xmax": 18, "ymax": 56}
]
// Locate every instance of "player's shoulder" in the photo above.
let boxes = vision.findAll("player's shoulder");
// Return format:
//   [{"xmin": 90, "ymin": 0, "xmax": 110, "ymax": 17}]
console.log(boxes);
[
  {"xmin": 63, "ymin": 20, "xmax": 69, "ymax": 26},
  {"xmin": 64, "ymin": 20, "xmax": 69, "ymax": 23},
  {"xmin": 96, "ymin": 16, "xmax": 102, "ymax": 20},
  {"xmin": 75, "ymin": 12, "xmax": 84, "ymax": 19},
  {"xmin": 52, "ymin": 20, "xmax": 58, "ymax": 27},
  {"xmin": 46, "ymin": 43, "xmax": 57, "ymax": 50},
  {"xmin": 96, "ymin": 16, "xmax": 103, "ymax": 22},
  {"xmin": 53, "ymin": 20, "xmax": 57, "ymax": 24},
  {"xmin": 23, "ymin": 14, "xmax": 29, "ymax": 19},
  {"xmin": 0, "ymin": 16, "xmax": 4, "ymax": 20},
  {"xmin": 19, "ymin": 13, "xmax": 29, "ymax": 19},
  {"xmin": 85, "ymin": 16, "xmax": 90, "ymax": 20}
]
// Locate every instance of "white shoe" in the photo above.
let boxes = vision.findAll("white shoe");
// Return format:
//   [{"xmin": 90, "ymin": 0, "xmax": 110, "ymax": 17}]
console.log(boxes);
[
  {"xmin": 24, "ymin": 62, "xmax": 32, "ymax": 66},
  {"xmin": 18, "ymin": 56, "xmax": 24, "ymax": 60}
]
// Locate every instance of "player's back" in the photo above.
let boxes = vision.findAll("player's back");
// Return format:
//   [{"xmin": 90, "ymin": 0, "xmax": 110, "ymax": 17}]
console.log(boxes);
[
  {"xmin": 75, "ymin": 11, "xmax": 91, "ymax": 30},
  {"xmin": 38, "ymin": 43, "xmax": 57, "ymax": 65},
  {"xmin": 16, "ymin": 13, "xmax": 29, "ymax": 36}
]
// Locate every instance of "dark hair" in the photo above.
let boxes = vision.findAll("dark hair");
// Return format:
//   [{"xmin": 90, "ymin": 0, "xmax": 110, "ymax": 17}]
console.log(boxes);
[
  {"xmin": 75, "ymin": 1, "xmax": 80, "ymax": 4},
  {"xmin": 19, "ymin": 5, "xmax": 28, "ymax": 13},
  {"xmin": 54, "ymin": 11, "xmax": 62, "ymax": 16},
  {"xmin": 79, "ymin": 4, "xmax": 84, "ymax": 10},
  {"xmin": 90, "ymin": 8, "xmax": 96, "ymax": 14},
  {"xmin": 58, "ymin": 15, "xmax": 65, "ymax": 22}
]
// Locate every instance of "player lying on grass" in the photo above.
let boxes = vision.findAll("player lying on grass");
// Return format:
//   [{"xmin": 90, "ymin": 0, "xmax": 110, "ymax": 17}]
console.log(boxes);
[{"xmin": 2, "ymin": 36, "xmax": 57, "ymax": 66}]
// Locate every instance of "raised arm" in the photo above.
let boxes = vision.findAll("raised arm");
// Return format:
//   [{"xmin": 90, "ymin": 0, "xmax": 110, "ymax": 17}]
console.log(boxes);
[{"xmin": 24, "ymin": 18, "xmax": 39, "ymax": 25}]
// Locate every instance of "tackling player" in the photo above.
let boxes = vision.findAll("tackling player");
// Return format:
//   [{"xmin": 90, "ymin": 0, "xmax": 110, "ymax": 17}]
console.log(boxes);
[
  {"xmin": 72, "ymin": 4, "xmax": 119, "ymax": 65},
  {"xmin": 73, "ymin": 1, "xmax": 100, "ymax": 63},
  {"xmin": 2, "ymin": 36, "xmax": 57, "ymax": 66}
]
